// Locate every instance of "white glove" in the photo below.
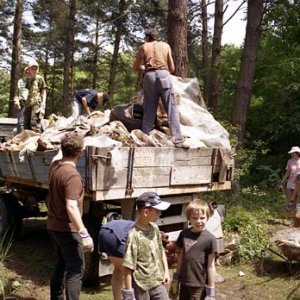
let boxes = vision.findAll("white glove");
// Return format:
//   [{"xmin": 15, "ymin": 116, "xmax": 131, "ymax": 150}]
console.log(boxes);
[
  {"xmin": 79, "ymin": 228, "xmax": 94, "ymax": 252},
  {"xmin": 205, "ymin": 286, "xmax": 216, "ymax": 300},
  {"xmin": 121, "ymin": 288, "xmax": 136, "ymax": 300}
]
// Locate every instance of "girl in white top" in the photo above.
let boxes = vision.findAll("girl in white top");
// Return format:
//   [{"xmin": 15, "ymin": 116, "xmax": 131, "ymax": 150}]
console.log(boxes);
[{"xmin": 282, "ymin": 146, "xmax": 300, "ymax": 209}]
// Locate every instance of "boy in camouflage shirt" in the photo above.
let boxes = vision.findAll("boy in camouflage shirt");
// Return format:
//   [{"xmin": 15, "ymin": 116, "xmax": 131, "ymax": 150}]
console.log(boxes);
[
  {"xmin": 122, "ymin": 192, "xmax": 170, "ymax": 300},
  {"xmin": 23, "ymin": 59, "xmax": 47, "ymax": 133}
]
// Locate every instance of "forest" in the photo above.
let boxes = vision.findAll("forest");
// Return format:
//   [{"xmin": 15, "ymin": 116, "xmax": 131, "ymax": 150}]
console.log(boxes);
[{"xmin": 0, "ymin": 0, "xmax": 300, "ymax": 186}]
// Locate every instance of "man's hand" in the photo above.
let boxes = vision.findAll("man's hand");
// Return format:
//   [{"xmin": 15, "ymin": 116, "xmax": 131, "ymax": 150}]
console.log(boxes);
[
  {"xmin": 79, "ymin": 228, "xmax": 94, "ymax": 252},
  {"xmin": 121, "ymin": 288, "xmax": 136, "ymax": 300}
]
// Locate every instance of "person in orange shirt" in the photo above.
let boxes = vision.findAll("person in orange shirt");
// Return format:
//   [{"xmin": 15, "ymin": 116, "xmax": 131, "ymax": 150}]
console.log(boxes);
[{"xmin": 133, "ymin": 28, "xmax": 188, "ymax": 148}]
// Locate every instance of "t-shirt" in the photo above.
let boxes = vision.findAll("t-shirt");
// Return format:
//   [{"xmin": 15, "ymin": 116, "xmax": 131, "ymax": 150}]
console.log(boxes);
[
  {"xmin": 74, "ymin": 89, "xmax": 98, "ymax": 109},
  {"xmin": 123, "ymin": 222, "xmax": 165, "ymax": 291},
  {"xmin": 101, "ymin": 220, "xmax": 135, "ymax": 244},
  {"xmin": 176, "ymin": 228, "xmax": 217, "ymax": 287},
  {"xmin": 25, "ymin": 75, "xmax": 47, "ymax": 108},
  {"xmin": 286, "ymin": 158, "xmax": 300, "ymax": 189},
  {"xmin": 47, "ymin": 161, "xmax": 83, "ymax": 232}
]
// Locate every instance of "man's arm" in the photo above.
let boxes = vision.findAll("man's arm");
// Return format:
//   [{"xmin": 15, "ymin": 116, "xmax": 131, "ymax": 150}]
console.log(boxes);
[
  {"xmin": 66, "ymin": 199, "xmax": 94, "ymax": 252},
  {"xmin": 133, "ymin": 46, "xmax": 144, "ymax": 72},
  {"xmin": 66, "ymin": 199, "xmax": 86, "ymax": 231},
  {"xmin": 81, "ymin": 97, "xmax": 91, "ymax": 115},
  {"xmin": 167, "ymin": 45, "xmax": 175, "ymax": 73}
]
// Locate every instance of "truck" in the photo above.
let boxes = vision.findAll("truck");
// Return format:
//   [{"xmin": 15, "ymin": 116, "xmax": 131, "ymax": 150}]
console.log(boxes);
[{"xmin": 0, "ymin": 138, "xmax": 234, "ymax": 282}]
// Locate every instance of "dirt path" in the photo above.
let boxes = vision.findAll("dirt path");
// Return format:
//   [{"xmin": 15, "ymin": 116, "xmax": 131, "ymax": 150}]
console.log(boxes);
[{"xmin": 2, "ymin": 218, "xmax": 300, "ymax": 300}]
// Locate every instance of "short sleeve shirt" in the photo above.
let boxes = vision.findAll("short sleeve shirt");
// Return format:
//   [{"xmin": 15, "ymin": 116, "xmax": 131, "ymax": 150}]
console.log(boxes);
[
  {"xmin": 47, "ymin": 161, "xmax": 83, "ymax": 232},
  {"xmin": 176, "ymin": 228, "xmax": 217, "ymax": 287},
  {"xmin": 123, "ymin": 222, "xmax": 165, "ymax": 291},
  {"xmin": 74, "ymin": 89, "xmax": 98, "ymax": 109}
]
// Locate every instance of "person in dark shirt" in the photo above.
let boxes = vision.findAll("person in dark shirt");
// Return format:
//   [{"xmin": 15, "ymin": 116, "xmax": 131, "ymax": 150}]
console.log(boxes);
[
  {"xmin": 99, "ymin": 218, "xmax": 135, "ymax": 300},
  {"xmin": 170, "ymin": 199, "xmax": 217, "ymax": 300},
  {"xmin": 71, "ymin": 89, "xmax": 109, "ymax": 118}
]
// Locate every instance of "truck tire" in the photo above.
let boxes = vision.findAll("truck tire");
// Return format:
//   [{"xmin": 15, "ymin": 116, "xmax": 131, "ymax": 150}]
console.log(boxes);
[
  {"xmin": 82, "ymin": 212, "xmax": 102, "ymax": 286},
  {"xmin": 0, "ymin": 194, "xmax": 22, "ymax": 240}
]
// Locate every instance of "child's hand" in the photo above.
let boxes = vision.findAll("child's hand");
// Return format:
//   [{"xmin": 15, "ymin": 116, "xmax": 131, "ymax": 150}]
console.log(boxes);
[{"xmin": 163, "ymin": 271, "xmax": 170, "ymax": 285}]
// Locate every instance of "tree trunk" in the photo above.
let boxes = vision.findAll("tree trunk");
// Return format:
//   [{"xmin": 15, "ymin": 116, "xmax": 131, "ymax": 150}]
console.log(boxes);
[
  {"xmin": 92, "ymin": 15, "xmax": 100, "ymax": 89},
  {"xmin": 208, "ymin": 0, "xmax": 223, "ymax": 113},
  {"xmin": 108, "ymin": 0, "xmax": 127, "ymax": 103},
  {"xmin": 201, "ymin": 0, "xmax": 209, "ymax": 103},
  {"xmin": 9, "ymin": 0, "xmax": 23, "ymax": 118},
  {"xmin": 168, "ymin": 0, "xmax": 188, "ymax": 77},
  {"xmin": 232, "ymin": 0, "xmax": 264, "ymax": 147},
  {"xmin": 62, "ymin": 0, "xmax": 76, "ymax": 117}
]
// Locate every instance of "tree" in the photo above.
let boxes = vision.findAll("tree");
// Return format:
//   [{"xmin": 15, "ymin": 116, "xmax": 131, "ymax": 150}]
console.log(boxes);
[
  {"xmin": 62, "ymin": 0, "xmax": 76, "ymax": 116},
  {"xmin": 168, "ymin": 0, "xmax": 188, "ymax": 77},
  {"xmin": 232, "ymin": 0, "xmax": 264, "ymax": 147},
  {"xmin": 107, "ymin": 0, "xmax": 128, "ymax": 100},
  {"xmin": 9, "ymin": 0, "xmax": 23, "ymax": 118},
  {"xmin": 208, "ymin": 0, "xmax": 223, "ymax": 112},
  {"xmin": 201, "ymin": 0, "xmax": 209, "ymax": 102}
]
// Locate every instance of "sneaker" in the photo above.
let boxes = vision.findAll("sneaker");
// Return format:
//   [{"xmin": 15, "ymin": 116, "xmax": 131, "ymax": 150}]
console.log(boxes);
[{"xmin": 174, "ymin": 141, "xmax": 190, "ymax": 149}]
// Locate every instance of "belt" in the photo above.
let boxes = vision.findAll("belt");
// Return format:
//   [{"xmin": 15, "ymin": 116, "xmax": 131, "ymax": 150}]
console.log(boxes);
[{"xmin": 145, "ymin": 68, "xmax": 167, "ymax": 72}]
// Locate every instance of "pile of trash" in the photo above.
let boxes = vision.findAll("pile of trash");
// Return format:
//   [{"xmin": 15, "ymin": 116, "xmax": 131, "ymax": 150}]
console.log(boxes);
[{"xmin": 0, "ymin": 76, "xmax": 232, "ymax": 159}]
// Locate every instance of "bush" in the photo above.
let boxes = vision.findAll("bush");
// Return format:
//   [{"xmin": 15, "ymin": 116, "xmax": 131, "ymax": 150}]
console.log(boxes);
[{"xmin": 224, "ymin": 210, "xmax": 270, "ymax": 262}]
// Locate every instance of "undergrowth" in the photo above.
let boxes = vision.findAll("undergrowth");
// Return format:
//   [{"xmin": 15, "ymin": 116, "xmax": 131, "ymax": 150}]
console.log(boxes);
[{"xmin": 201, "ymin": 186, "xmax": 287, "ymax": 263}]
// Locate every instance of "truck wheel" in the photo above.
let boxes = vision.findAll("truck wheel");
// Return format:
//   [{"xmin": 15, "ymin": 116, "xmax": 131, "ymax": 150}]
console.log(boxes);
[
  {"xmin": 0, "ymin": 194, "xmax": 22, "ymax": 240},
  {"xmin": 82, "ymin": 212, "xmax": 102, "ymax": 286}
]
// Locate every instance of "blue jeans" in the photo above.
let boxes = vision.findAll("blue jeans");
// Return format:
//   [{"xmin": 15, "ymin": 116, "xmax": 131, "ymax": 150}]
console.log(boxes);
[{"xmin": 49, "ymin": 231, "xmax": 85, "ymax": 300}]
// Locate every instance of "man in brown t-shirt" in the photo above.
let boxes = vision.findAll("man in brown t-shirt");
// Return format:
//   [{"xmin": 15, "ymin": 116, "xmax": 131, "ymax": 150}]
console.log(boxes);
[
  {"xmin": 133, "ymin": 27, "xmax": 189, "ymax": 148},
  {"xmin": 47, "ymin": 132, "xmax": 93, "ymax": 300}
]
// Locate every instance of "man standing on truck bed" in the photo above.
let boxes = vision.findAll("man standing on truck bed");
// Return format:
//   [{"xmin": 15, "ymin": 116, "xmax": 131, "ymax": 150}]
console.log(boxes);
[
  {"xmin": 47, "ymin": 132, "xmax": 94, "ymax": 300},
  {"xmin": 71, "ymin": 89, "xmax": 110, "ymax": 118},
  {"xmin": 133, "ymin": 27, "xmax": 188, "ymax": 148}
]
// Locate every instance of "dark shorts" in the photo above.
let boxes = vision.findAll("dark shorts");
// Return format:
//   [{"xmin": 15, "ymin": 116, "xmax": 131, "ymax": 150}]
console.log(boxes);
[{"xmin": 98, "ymin": 227, "xmax": 126, "ymax": 258}]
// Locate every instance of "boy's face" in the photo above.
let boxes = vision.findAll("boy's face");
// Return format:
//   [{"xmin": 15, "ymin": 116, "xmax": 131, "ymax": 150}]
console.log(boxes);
[
  {"xmin": 189, "ymin": 210, "xmax": 207, "ymax": 233},
  {"xmin": 143, "ymin": 207, "xmax": 161, "ymax": 222},
  {"xmin": 27, "ymin": 66, "xmax": 38, "ymax": 77}
]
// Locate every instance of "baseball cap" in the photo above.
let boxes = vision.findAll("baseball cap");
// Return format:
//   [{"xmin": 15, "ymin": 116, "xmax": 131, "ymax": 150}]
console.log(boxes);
[
  {"xmin": 24, "ymin": 58, "xmax": 39, "ymax": 71},
  {"xmin": 136, "ymin": 192, "xmax": 170, "ymax": 211},
  {"xmin": 288, "ymin": 146, "xmax": 300, "ymax": 154}
]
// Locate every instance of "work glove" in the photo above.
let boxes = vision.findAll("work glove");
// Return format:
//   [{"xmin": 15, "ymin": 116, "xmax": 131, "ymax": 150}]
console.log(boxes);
[
  {"xmin": 204, "ymin": 285, "xmax": 216, "ymax": 300},
  {"xmin": 79, "ymin": 228, "xmax": 94, "ymax": 253},
  {"xmin": 169, "ymin": 272, "xmax": 180, "ymax": 299},
  {"xmin": 121, "ymin": 288, "xmax": 136, "ymax": 300},
  {"xmin": 13, "ymin": 96, "xmax": 21, "ymax": 110}
]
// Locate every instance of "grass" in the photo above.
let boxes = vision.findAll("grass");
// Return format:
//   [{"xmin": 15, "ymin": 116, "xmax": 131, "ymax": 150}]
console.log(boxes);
[{"xmin": 2, "ymin": 188, "xmax": 300, "ymax": 299}]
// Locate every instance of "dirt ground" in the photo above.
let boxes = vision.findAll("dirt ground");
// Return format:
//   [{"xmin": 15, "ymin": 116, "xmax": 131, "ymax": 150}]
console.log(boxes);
[{"xmin": 2, "ymin": 218, "xmax": 300, "ymax": 300}]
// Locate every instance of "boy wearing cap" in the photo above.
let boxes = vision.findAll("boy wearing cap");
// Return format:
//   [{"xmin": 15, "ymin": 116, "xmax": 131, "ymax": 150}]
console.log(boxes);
[
  {"xmin": 122, "ymin": 192, "xmax": 170, "ymax": 300},
  {"xmin": 14, "ymin": 66, "xmax": 31, "ymax": 133},
  {"xmin": 23, "ymin": 59, "xmax": 47, "ymax": 133},
  {"xmin": 71, "ymin": 89, "xmax": 109, "ymax": 118}
]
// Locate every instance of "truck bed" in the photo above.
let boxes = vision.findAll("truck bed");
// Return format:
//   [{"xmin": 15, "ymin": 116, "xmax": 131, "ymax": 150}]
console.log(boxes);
[{"xmin": 0, "ymin": 146, "xmax": 233, "ymax": 200}]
